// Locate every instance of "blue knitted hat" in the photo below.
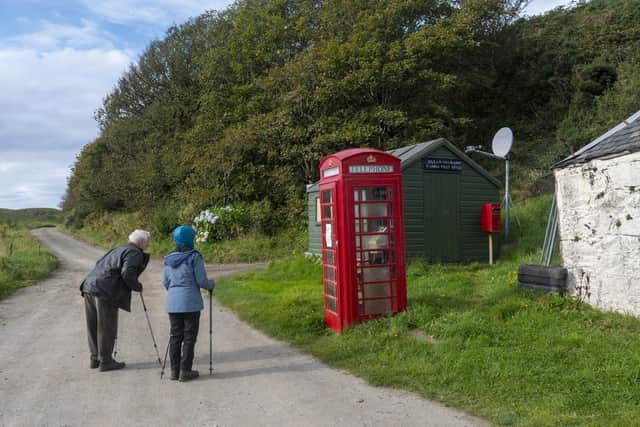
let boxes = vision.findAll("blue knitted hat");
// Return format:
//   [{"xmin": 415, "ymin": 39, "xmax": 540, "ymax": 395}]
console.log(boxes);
[{"xmin": 173, "ymin": 225, "xmax": 195, "ymax": 248}]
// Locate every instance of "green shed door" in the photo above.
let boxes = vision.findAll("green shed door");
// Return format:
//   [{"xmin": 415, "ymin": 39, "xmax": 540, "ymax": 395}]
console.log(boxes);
[{"xmin": 424, "ymin": 174, "xmax": 460, "ymax": 262}]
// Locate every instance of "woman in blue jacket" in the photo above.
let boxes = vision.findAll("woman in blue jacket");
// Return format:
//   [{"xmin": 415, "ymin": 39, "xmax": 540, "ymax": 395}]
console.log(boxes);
[{"xmin": 162, "ymin": 225, "xmax": 215, "ymax": 382}]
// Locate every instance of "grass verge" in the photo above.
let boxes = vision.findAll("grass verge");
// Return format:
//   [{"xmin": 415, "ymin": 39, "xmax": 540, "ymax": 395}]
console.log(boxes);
[
  {"xmin": 215, "ymin": 194, "xmax": 640, "ymax": 426},
  {"xmin": 0, "ymin": 225, "xmax": 58, "ymax": 300}
]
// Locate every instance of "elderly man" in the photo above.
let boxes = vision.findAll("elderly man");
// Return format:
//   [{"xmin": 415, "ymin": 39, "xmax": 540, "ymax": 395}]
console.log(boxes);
[{"xmin": 80, "ymin": 229, "xmax": 151, "ymax": 371}]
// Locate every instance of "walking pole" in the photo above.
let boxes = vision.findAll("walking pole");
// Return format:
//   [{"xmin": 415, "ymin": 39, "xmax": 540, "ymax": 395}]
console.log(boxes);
[
  {"xmin": 160, "ymin": 339, "xmax": 170, "ymax": 379},
  {"xmin": 209, "ymin": 289, "xmax": 213, "ymax": 376},
  {"xmin": 140, "ymin": 293, "xmax": 162, "ymax": 366}
]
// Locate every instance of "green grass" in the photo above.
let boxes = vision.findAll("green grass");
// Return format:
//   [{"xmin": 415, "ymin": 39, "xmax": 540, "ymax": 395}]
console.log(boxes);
[
  {"xmin": 62, "ymin": 210, "xmax": 307, "ymax": 263},
  {"xmin": 0, "ymin": 224, "xmax": 58, "ymax": 300},
  {"xmin": 215, "ymin": 194, "xmax": 640, "ymax": 426}
]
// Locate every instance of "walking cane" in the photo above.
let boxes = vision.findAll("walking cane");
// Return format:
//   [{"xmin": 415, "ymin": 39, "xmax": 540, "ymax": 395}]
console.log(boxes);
[
  {"xmin": 209, "ymin": 289, "xmax": 213, "ymax": 376},
  {"xmin": 160, "ymin": 339, "xmax": 169, "ymax": 379},
  {"xmin": 140, "ymin": 293, "xmax": 163, "ymax": 366}
]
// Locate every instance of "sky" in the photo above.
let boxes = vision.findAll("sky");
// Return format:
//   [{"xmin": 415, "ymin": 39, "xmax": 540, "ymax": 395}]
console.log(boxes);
[{"xmin": 0, "ymin": 0, "xmax": 574, "ymax": 209}]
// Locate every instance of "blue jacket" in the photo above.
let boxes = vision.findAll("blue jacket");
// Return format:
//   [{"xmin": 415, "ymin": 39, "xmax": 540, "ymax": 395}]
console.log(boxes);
[{"xmin": 162, "ymin": 249, "xmax": 214, "ymax": 313}]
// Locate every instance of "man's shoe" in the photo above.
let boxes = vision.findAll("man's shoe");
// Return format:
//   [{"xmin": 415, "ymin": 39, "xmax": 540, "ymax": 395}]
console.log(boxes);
[
  {"xmin": 90, "ymin": 359, "xmax": 100, "ymax": 369},
  {"xmin": 99, "ymin": 360, "xmax": 125, "ymax": 372},
  {"xmin": 170, "ymin": 370, "xmax": 180, "ymax": 381},
  {"xmin": 179, "ymin": 370, "xmax": 199, "ymax": 382}
]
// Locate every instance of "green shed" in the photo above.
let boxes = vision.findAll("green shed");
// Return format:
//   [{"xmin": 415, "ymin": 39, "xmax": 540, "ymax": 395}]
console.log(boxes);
[{"xmin": 307, "ymin": 138, "xmax": 501, "ymax": 263}]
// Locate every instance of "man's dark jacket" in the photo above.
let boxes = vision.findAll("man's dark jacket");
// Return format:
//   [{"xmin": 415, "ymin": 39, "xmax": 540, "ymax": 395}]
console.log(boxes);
[{"xmin": 80, "ymin": 243, "xmax": 150, "ymax": 312}]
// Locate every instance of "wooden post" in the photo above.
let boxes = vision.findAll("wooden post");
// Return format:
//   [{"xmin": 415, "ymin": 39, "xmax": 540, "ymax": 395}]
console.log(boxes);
[{"xmin": 488, "ymin": 233, "xmax": 493, "ymax": 265}]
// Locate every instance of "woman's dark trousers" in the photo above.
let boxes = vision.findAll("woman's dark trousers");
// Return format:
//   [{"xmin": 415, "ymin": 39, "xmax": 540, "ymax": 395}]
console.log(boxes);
[
  {"xmin": 84, "ymin": 293, "xmax": 118, "ymax": 364},
  {"xmin": 169, "ymin": 312, "xmax": 200, "ymax": 373}
]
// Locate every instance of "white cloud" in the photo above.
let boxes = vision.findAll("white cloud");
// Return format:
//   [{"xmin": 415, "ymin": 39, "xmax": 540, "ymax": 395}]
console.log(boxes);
[
  {"xmin": 5, "ymin": 19, "xmax": 116, "ymax": 51},
  {"xmin": 0, "ymin": 20, "xmax": 132, "ymax": 209},
  {"xmin": 0, "ymin": 162, "xmax": 22, "ymax": 174},
  {"xmin": 80, "ymin": 0, "xmax": 233, "ymax": 25},
  {"xmin": 0, "ymin": 47, "xmax": 131, "ymax": 152}
]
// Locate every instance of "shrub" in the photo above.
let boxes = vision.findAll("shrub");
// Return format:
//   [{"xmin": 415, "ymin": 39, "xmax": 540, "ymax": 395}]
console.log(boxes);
[
  {"xmin": 151, "ymin": 206, "xmax": 182, "ymax": 236},
  {"xmin": 63, "ymin": 205, "xmax": 91, "ymax": 229},
  {"xmin": 245, "ymin": 199, "xmax": 280, "ymax": 235},
  {"xmin": 194, "ymin": 206, "xmax": 249, "ymax": 242}
]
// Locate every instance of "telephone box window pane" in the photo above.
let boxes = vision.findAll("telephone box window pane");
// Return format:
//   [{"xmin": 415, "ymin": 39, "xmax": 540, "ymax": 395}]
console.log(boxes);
[
  {"xmin": 357, "ymin": 187, "xmax": 389, "ymax": 201},
  {"xmin": 325, "ymin": 267, "xmax": 335, "ymax": 281},
  {"xmin": 363, "ymin": 266, "xmax": 390, "ymax": 282},
  {"xmin": 373, "ymin": 218, "xmax": 389, "ymax": 231},
  {"xmin": 357, "ymin": 218, "xmax": 388, "ymax": 233},
  {"xmin": 372, "ymin": 187, "xmax": 388, "ymax": 200},
  {"xmin": 387, "ymin": 232, "xmax": 394, "ymax": 247},
  {"xmin": 360, "ymin": 203, "xmax": 388, "ymax": 217},
  {"xmin": 322, "ymin": 190, "xmax": 332, "ymax": 203},
  {"xmin": 364, "ymin": 299, "xmax": 391, "ymax": 315},
  {"xmin": 315, "ymin": 197, "xmax": 321, "ymax": 224},
  {"xmin": 364, "ymin": 283, "xmax": 390, "ymax": 298},
  {"xmin": 326, "ymin": 282, "xmax": 336, "ymax": 297},
  {"xmin": 324, "ymin": 252, "xmax": 335, "ymax": 265},
  {"xmin": 366, "ymin": 250, "xmax": 388, "ymax": 265},
  {"xmin": 362, "ymin": 234, "xmax": 388, "ymax": 250},
  {"xmin": 326, "ymin": 297, "xmax": 337, "ymax": 312},
  {"xmin": 322, "ymin": 206, "xmax": 333, "ymax": 220}
]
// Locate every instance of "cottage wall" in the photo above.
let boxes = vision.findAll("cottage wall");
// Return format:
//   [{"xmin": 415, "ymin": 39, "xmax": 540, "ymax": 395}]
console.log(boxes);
[{"xmin": 554, "ymin": 151, "xmax": 640, "ymax": 314}]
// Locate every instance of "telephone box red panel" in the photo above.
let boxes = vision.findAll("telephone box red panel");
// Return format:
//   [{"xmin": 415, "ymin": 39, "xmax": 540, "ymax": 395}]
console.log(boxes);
[
  {"xmin": 319, "ymin": 148, "xmax": 407, "ymax": 333},
  {"xmin": 481, "ymin": 203, "xmax": 501, "ymax": 233}
]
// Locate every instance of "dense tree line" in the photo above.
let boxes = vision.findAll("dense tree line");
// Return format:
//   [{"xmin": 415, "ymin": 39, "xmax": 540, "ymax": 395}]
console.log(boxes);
[{"xmin": 63, "ymin": 0, "xmax": 640, "ymax": 231}]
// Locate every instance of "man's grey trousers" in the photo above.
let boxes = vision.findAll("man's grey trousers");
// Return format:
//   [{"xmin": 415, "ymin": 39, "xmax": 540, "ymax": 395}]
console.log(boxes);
[{"xmin": 83, "ymin": 294, "xmax": 119, "ymax": 363}]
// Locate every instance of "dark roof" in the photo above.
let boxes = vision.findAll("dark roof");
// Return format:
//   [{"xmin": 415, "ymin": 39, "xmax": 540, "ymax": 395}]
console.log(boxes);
[
  {"xmin": 307, "ymin": 138, "xmax": 500, "ymax": 192},
  {"xmin": 553, "ymin": 111, "xmax": 640, "ymax": 168},
  {"xmin": 386, "ymin": 140, "xmax": 441, "ymax": 162}
]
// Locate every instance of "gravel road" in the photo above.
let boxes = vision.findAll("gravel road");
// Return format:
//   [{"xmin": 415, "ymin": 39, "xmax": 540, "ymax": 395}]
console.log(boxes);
[{"xmin": 0, "ymin": 228, "xmax": 486, "ymax": 427}]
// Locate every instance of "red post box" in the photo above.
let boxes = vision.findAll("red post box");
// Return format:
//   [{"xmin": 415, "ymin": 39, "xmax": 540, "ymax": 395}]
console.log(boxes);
[
  {"xmin": 481, "ymin": 203, "xmax": 501, "ymax": 233},
  {"xmin": 480, "ymin": 202, "xmax": 501, "ymax": 264},
  {"xmin": 319, "ymin": 148, "xmax": 407, "ymax": 333}
]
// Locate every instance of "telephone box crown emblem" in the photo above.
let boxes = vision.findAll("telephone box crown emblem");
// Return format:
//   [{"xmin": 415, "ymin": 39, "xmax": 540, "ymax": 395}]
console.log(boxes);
[{"xmin": 366, "ymin": 155, "xmax": 377, "ymax": 163}]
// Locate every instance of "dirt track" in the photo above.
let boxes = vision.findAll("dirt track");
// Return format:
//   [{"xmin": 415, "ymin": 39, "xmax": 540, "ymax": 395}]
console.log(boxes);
[{"xmin": 0, "ymin": 228, "xmax": 486, "ymax": 427}]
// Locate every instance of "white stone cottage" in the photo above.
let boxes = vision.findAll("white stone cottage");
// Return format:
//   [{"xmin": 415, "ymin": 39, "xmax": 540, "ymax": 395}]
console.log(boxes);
[{"xmin": 553, "ymin": 111, "xmax": 640, "ymax": 314}]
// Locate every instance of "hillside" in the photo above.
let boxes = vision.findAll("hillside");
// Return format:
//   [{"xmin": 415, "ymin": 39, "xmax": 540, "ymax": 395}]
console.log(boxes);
[
  {"xmin": 62, "ymin": 0, "xmax": 640, "ymax": 231},
  {"xmin": 0, "ymin": 208, "xmax": 62, "ymax": 227}
]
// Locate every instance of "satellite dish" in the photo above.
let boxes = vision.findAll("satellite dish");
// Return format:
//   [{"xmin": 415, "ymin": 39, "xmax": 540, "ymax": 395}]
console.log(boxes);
[{"xmin": 492, "ymin": 127, "xmax": 513, "ymax": 158}]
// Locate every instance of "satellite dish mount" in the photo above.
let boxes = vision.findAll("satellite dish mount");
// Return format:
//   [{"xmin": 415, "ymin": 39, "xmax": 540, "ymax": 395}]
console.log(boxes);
[
  {"xmin": 465, "ymin": 127, "xmax": 520, "ymax": 239},
  {"xmin": 491, "ymin": 127, "xmax": 519, "ymax": 239}
]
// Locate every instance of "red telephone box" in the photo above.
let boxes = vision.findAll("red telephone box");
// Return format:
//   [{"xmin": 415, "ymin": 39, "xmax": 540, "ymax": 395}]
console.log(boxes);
[{"xmin": 319, "ymin": 148, "xmax": 407, "ymax": 333}]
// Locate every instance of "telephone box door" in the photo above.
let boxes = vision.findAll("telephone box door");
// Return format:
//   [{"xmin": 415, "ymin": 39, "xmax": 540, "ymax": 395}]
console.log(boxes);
[
  {"xmin": 320, "ymin": 183, "xmax": 341, "ymax": 331},
  {"xmin": 351, "ymin": 181, "xmax": 405, "ymax": 320}
]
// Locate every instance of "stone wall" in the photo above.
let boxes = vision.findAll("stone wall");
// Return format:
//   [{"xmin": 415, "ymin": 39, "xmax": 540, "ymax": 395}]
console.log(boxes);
[{"xmin": 554, "ymin": 151, "xmax": 640, "ymax": 314}]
